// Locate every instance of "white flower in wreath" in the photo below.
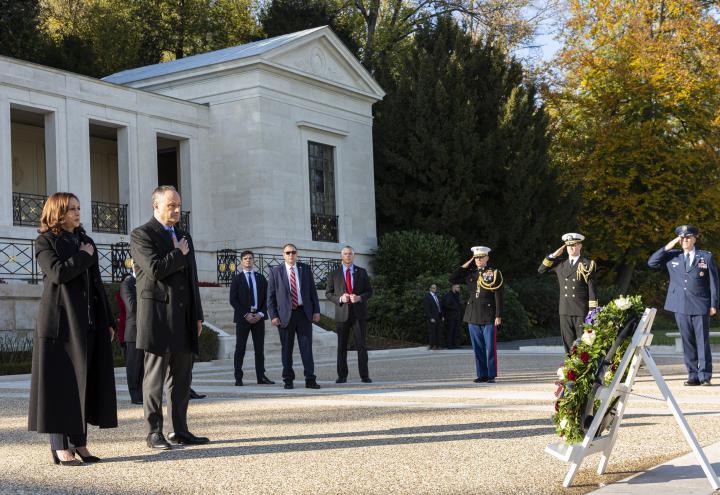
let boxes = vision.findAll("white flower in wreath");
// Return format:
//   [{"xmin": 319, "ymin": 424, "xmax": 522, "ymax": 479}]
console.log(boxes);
[
  {"xmin": 604, "ymin": 370, "xmax": 613, "ymax": 384},
  {"xmin": 557, "ymin": 367, "xmax": 565, "ymax": 380},
  {"xmin": 581, "ymin": 331, "xmax": 596, "ymax": 346},
  {"xmin": 614, "ymin": 296, "xmax": 632, "ymax": 311},
  {"xmin": 560, "ymin": 418, "xmax": 568, "ymax": 429}
]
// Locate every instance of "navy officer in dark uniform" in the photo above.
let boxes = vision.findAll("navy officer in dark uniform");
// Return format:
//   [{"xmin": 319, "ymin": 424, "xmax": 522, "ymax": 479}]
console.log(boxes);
[
  {"xmin": 538, "ymin": 233, "xmax": 598, "ymax": 354},
  {"xmin": 450, "ymin": 246, "xmax": 504, "ymax": 383},
  {"xmin": 648, "ymin": 225, "xmax": 718, "ymax": 386}
]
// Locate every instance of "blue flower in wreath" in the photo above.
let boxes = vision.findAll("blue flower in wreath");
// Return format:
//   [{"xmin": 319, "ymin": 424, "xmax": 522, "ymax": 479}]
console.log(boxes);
[{"xmin": 584, "ymin": 307, "xmax": 602, "ymax": 324}]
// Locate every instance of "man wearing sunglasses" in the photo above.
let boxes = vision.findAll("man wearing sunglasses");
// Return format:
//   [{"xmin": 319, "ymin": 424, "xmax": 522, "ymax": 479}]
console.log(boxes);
[{"xmin": 267, "ymin": 244, "xmax": 322, "ymax": 389}]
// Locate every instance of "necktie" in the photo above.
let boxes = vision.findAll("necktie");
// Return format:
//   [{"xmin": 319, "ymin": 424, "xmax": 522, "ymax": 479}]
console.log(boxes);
[
  {"xmin": 345, "ymin": 268, "xmax": 353, "ymax": 294},
  {"xmin": 685, "ymin": 252, "xmax": 690, "ymax": 270},
  {"xmin": 290, "ymin": 267, "xmax": 299, "ymax": 309},
  {"xmin": 246, "ymin": 272, "xmax": 255, "ymax": 308},
  {"xmin": 166, "ymin": 226, "xmax": 177, "ymax": 243}
]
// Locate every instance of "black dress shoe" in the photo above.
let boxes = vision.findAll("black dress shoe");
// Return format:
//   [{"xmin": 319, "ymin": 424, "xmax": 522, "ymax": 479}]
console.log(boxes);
[
  {"xmin": 235, "ymin": 379, "xmax": 243, "ymax": 386},
  {"xmin": 258, "ymin": 376, "xmax": 275, "ymax": 385},
  {"xmin": 335, "ymin": 377, "xmax": 347, "ymax": 384},
  {"xmin": 474, "ymin": 377, "xmax": 488, "ymax": 383},
  {"xmin": 361, "ymin": 378, "xmax": 372, "ymax": 383},
  {"xmin": 284, "ymin": 382, "xmax": 294, "ymax": 389},
  {"xmin": 306, "ymin": 381, "xmax": 321, "ymax": 389},
  {"xmin": 74, "ymin": 450, "xmax": 101, "ymax": 463},
  {"xmin": 168, "ymin": 431, "xmax": 209, "ymax": 445},
  {"xmin": 701, "ymin": 380, "xmax": 712, "ymax": 386},
  {"xmin": 189, "ymin": 389, "xmax": 207, "ymax": 399},
  {"xmin": 51, "ymin": 449, "xmax": 81, "ymax": 466},
  {"xmin": 131, "ymin": 399, "xmax": 143, "ymax": 405},
  {"xmin": 146, "ymin": 432, "xmax": 172, "ymax": 450},
  {"xmin": 487, "ymin": 378, "xmax": 496, "ymax": 383},
  {"xmin": 684, "ymin": 379, "xmax": 701, "ymax": 386}
]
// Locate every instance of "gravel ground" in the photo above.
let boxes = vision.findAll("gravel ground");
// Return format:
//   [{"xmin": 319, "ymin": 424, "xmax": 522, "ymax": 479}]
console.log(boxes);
[{"xmin": 0, "ymin": 349, "xmax": 717, "ymax": 495}]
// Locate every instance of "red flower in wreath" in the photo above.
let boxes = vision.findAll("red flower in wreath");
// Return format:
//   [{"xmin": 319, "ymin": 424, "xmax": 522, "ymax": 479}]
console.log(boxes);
[
  {"xmin": 580, "ymin": 351, "xmax": 590, "ymax": 363},
  {"xmin": 570, "ymin": 345, "xmax": 577, "ymax": 356},
  {"xmin": 554, "ymin": 400, "xmax": 559, "ymax": 412},
  {"xmin": 566, "ymin": 370, "xmax": 577, "ymax": 381}
]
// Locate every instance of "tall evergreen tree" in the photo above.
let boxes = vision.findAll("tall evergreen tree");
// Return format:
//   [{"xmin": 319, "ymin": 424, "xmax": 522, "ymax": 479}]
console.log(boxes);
[
  {"xmin": 0, "ymin": 0, "xmax": 47, "ymax": 62},
  {"xmin": 373, "ymin": 16, "xmax": 573, "ymax": 277}
]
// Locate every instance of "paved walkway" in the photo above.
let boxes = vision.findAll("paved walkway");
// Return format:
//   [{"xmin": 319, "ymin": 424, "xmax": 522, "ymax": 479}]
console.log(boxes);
[{"xmin": 0, "ymin": 347, "xmax": 718, "ymax": 494}]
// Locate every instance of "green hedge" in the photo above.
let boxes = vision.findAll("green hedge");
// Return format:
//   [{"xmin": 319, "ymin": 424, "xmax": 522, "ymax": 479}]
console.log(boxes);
[{"xmin": 198, "ymin": 325, "xmax": 219, "ymax": 361}]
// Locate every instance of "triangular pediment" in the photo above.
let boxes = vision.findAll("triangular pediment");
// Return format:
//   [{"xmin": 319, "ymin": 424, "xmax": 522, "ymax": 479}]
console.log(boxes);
[{"xmin": 266, "ymin": 29, "xmax": 384, "ymax": 99}]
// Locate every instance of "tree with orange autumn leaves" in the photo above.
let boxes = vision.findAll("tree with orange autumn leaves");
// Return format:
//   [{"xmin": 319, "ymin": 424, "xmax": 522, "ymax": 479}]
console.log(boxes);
[{"xmin": 545, "ymin": 0, "xmax": 720, "ymax": 291}]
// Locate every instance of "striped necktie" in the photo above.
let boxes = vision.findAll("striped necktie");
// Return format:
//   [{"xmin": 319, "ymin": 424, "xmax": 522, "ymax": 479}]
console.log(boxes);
[{"xmin": 290, "ymin": 267, "xmax": 299, "ymax": 309}]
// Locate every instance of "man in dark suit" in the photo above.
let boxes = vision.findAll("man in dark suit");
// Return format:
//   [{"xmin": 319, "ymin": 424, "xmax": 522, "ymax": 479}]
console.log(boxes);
[
  {"xmin": 441, "ymin": 284, "xmax": 462, "ymax": 349},
  {"xmin": 229, "ymin": 250, "xmax": 274, "ymax": 386},
  {"xmin": 130, "ymin": 185, "xmax": 208, "ymax": 450},
  {"xmin": 325, "ymin": 245, "xmax": 374, "ymax": 384},
  {"xmin": 120, "ymin": 267, "xmax": 144, "ymax": 404},
  {"xmin": 267, "ymin": 243, "xmax": 321, "ymax": 390},
  {"xmin": 648, "ymin": 225, "xmax": 718, "ymax": 386},
  {"xmin": 538, "ymin": 233, "xmax": 598, "ymax": 354},
  {"xmin": 423, "ymin": 284, "xmax": 443, "ymax": 350}
]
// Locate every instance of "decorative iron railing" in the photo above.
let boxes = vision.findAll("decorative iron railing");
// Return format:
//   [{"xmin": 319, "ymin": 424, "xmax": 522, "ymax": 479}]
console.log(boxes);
[
  {"xmin": 310, "ymin": 213, "xmax": 339, "ymax": 242},
  {"xmin": 216, "ymin": 249, "xmax": 340, "ymax": 288},
  {"xmin": 12, "ymin": 192, "xmax": 47, "ymax": 228},
  {"xmin": 91, "ymin": 201, "xmax": 128, "ymax": 234},
  {"xmin": 0, "ymin": 238, "xmax": 132, "ymax": 283},
  {"xmin": 179, "ymin": 210, "xmax": 191, "ymax": 232}
]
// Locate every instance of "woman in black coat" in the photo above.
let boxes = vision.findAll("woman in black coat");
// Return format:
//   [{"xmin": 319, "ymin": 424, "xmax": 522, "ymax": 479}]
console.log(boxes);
[{"xmin": 28, "ymin": 192, "xmax": 118, "ymax": 466}]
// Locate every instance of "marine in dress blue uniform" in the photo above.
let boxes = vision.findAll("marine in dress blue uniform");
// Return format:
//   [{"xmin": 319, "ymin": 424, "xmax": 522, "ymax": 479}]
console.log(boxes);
[
  {"xmin": 648, "ymin": 225, "xmax": 718, "ymax": 386},
  {"xmin": 450, "ymin": 246, "xmax": 504, "ymax": 383}
]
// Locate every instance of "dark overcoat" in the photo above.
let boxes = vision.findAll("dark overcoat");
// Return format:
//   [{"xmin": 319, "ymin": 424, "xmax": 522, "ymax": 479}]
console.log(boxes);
[
  {"xmin": 324, "ymin": 265, "xmax": 373, "ymax": 322},
  {"xmin": 119, "ymin": 275, "xmax": 137, "ymax": 342},
  {"xmin": 130, "ymin": 217, "xmax": 204, "ymax": 354},
  {"xmin": 28, "ymin": 229, "xmax": 118, "ymax": 433}
]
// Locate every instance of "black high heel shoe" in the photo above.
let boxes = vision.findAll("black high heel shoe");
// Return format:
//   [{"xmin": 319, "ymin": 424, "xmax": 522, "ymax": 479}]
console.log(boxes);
[
  {"xmin": 73, "ymin": 448, "xmax": 101, "ymax": 463},
  {"xmin": 51, "ymin": 448, "xmax": 82, "ymax": 466}
]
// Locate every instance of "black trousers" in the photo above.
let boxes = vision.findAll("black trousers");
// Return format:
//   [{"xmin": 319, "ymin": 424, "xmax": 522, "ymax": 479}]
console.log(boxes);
[
  {"xmin": 124, "ymin": 342, "xmax": 145, "ymax": 403},
  {"xmin": 278, "ymin": 308, "xmax": 315, "ymax": 383},
  {"xmin": 560, "ymin": 315, "xmax": 585, "ymax": 354},
  {"xmin": 445, "ymin": 318, "xmax": 460, "ymax": 348},
  {"xmin": 336, "ymin": 307, "xmax": 369, "ymax": 380},
  {"xmin": 50, "ymin": 432, "xmax": 86, "ymax": 450},
  {"xmin": 234, "ymin": 319, "xmax": 266, "ymax": 382},
  {"xmin": 143, "ymin": 350, "xmax": 193, "ymax": 434},
  {"xmin": 427, "ymin": 319, "xmax": 441, "ymax": 347}
]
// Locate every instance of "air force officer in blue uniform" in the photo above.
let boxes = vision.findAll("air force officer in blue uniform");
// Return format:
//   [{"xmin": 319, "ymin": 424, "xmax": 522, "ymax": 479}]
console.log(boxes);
[{"xmin": 648, "ymin": 225, "xmax": 718, "ymax": 386}]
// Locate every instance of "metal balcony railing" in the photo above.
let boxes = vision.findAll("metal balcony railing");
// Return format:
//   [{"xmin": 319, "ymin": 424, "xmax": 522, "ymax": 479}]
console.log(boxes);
[
  {"xmin": 12, "ymin": 192, "xmax": 47, "ymax": 228},
  {"xmin": 91, "ymin": 201, "xmax": 128, "ymax": 234},
  {"xmin": 310, "ymin": 213, "xmax": 338, "ymax": 243}
]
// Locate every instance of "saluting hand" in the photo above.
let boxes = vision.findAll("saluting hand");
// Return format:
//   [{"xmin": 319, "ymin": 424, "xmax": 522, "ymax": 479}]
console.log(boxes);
[
  {"xmin": 551, "ymin": 245, "xmax": 566, "ymax": 257},
  {"xmin": 462, "ymin": 257, "xmax": 474, "ymax": 268},
  {"xmin": 664, "ymin": 236, "xmax": 682, "ymax": 251}
]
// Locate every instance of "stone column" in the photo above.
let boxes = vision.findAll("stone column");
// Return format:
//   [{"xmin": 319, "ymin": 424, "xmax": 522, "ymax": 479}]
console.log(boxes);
[
  {"xmin": 64, "ymin": 106, "xmax": 92, "ymax": 228},
  {"xmin": 0, "ymin": 97, "xmax": 12, "ymax": 227}
]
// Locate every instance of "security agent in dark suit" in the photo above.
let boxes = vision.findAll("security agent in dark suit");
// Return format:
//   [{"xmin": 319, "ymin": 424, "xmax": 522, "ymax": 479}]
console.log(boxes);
[
  {"xmin": 441, "ymin": 284, "xmax": 462, "ymax": 349},
  {"xmin": 325, "ymin": 246, "xmax": 374, "ymax": 383},
  {"xmin": 450, "ymin": 246, "xmax": 504, "ymax": 382},
  {"xmin": 119, "ymin": 266, "xmax": 144, "ymax": 404},
  {"xmin": 267, "ymin": 243, "xmax": 322, "ymax": 389},
  {"xmin": 229, "ymin": 250, "xmax": 274, "ymax": 386},
  {"xmin": 648, "ymin": 225, "xmax": 718, "ymax": 386},
  {"xmin": 423, "ymin": 284, "xmax": 443, "ymax": 350},
  {"xmin": 130, "ymin": 185, "xmax": 208, "ymax": 450},
  {"xmin": 538, "ymin": 233, "xmax": 598, "ymax": 354}
]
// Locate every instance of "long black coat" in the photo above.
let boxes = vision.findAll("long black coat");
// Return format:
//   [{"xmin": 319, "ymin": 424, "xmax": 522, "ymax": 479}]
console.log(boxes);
[
  {"xmin": 130, "ymin": 217, "xmax": 204, "ymax": 354},
  {"xmin": 119, "ymin": 275, "xmax": 137, "ymax": 342},
  {"xmin": 324, "ymin": 265, "xmax": 373, "ymax": 322},
  {"xmin": 28, "ymin": 229, "xmax": 118, "ymax": 434}
]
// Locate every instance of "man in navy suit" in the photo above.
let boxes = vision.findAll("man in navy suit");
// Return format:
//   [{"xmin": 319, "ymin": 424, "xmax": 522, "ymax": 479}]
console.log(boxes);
[
  {"xmin": 267, "ymin": 243, "xmax": 322, "ymax": 389},
  {"xmin": 229, "ymin": 250, "xmax": 275, "ymax": 386},
  {"xmin": 648, "ymin": 225, "xmax": 718, "ymax": 386}
]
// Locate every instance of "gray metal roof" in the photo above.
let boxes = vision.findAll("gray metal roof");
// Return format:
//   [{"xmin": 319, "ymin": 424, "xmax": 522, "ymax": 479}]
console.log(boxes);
[{"xmin": 102, "ymin": 26, "xmax": 326, "ymax": 85}]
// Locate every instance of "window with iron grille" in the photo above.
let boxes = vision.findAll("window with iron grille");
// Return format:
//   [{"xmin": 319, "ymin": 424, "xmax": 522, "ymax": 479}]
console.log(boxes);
[{"xmin": 308, "ymin": 141, "xmax": 338, "ymax": 242}]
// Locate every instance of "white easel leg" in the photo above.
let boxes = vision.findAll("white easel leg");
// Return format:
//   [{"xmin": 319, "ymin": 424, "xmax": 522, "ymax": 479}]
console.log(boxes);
[
  {"xmin": 640, "ymin": 348, "xmax": 720, "ymax": 490},
  {"xmin": 564, "ymin": 462, "xmax": 580, "ymax": 488}
]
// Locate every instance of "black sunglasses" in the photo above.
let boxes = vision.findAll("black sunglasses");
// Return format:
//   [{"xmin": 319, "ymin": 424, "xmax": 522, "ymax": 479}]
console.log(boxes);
[{"xmin": 284, "ymin": 250, "xmax": 297, "ymax": 255}]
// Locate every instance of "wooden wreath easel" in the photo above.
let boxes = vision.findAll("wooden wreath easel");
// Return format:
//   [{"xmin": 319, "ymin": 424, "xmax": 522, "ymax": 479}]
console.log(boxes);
[{"xmin": 546, "ymin": 307, "xmax": 720, "ymax": 489}]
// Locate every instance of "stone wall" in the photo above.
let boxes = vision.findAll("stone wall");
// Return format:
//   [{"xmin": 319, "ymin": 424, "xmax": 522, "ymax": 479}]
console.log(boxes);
[{"xmin": 0, "ymin": 283, "xmax": 42, "ymax": 337}]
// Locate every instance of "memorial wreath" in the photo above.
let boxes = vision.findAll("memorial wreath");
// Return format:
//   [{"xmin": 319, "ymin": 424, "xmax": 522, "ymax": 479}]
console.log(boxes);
[{"xmin": 552, "ymin": 295, "xmax": 644, "ymax": 444}]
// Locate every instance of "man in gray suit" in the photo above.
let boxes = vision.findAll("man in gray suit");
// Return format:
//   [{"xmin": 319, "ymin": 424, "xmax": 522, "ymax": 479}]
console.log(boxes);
[{"xmin": 131, "ymin": 185, "xmax": 208, "ymax": 449}]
